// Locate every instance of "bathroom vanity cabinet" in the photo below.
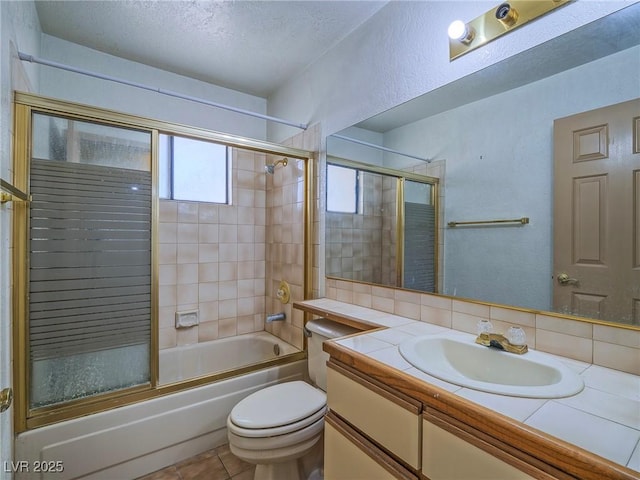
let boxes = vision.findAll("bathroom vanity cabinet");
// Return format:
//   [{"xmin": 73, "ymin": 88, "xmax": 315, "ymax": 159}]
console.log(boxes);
[
  {"xmin": 294, "ymin": 299, "xmax": 638, "ymax": 480},
  {"xmin": 325, "ymin": 360, "xmax": 544, "ymax": 480},
  {"xmin": 320, "ymin": 340, "xmax": 637, "ymax": 480}
]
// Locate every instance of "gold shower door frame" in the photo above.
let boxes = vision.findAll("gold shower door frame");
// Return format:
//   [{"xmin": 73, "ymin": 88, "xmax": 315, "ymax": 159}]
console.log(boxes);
[{"xmin": 12, "ymin": 92, "xmax": 313, "ymax": 431}]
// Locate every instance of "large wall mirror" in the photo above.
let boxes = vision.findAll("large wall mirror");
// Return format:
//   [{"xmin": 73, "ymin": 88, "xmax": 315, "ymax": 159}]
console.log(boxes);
[{"xmin": 325, "ymin": 4, "xmax": 640, "ymax": 328}]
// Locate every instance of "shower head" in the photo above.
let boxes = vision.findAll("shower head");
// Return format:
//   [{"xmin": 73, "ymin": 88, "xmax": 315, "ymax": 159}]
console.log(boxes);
[{"xmin": 264, "ymin": 157, "xmax": 288, "ymax": 174}]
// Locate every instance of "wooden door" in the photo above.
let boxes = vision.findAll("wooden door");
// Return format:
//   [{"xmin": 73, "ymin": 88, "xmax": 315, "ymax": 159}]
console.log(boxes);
[{"xmin": 553, "ymin": 98, "xmax": 640, "ymax": 325}]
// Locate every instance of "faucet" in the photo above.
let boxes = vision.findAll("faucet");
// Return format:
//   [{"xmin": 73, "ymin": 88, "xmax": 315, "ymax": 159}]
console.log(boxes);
[
  {"xmin": 475, "ymin": 323, "xmax": 528, "ymax": 354},
  {"xmin": 266, "ymin": 312, "xmax": 286, "ymax": 323}
]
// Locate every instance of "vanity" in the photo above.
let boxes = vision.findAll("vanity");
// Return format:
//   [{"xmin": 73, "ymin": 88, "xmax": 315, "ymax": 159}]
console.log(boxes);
[{"xmin": 294, "ymin": 298, "xmax": 640, "ymax": 480}]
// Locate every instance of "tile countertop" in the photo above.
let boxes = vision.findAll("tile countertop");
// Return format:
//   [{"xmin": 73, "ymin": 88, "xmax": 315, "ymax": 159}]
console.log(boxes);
[{"xmin": 294, "ymin": 298, "xmax": 640, "ymax": 476}]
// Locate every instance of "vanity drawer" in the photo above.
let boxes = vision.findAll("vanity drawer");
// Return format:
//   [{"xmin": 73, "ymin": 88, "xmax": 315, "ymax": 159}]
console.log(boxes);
[
  {"xmin": 422, "ymin": 412, "xmax": 551, "ymax": 480},
  {"xmin": 325, "ymin": 411, "xmax": 418, "ymax": 480},
  {"xmin": 326, "ymin": 361, "xmax": 422, "ymax": 470}
]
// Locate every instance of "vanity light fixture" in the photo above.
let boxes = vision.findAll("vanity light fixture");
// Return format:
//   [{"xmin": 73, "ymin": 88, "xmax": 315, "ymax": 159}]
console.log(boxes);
[{"xmin": 449, "ymin": 0, "xmax": 571, "ymax": 61}]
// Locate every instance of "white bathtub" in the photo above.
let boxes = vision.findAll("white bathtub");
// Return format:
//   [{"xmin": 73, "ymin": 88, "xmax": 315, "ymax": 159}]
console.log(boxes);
[
  {"xmin": 159, "ymin": 331, "xmax": 300, "ymax": 384},
  {"xmin": 15, "ymin": 332, "xmax": 306, "ymax": 480}
]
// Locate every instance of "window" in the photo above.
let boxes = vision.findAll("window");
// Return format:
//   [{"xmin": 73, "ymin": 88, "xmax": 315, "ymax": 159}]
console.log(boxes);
[
  {"xmin": 159, "ymin": 134, "xmax": 229, "ymax": 203},
  {"xmin": 326, "ymin": 164, "xmax": 359, "ymax": 213}
]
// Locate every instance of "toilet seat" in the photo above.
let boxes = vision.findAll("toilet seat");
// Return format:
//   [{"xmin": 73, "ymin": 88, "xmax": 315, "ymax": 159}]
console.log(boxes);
[{"xmin": 228, "ymin": 381, "xmax": 327, "ymax": 438}]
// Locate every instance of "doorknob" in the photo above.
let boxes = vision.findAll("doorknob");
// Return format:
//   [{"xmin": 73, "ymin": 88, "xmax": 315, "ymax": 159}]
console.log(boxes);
[
  {"xmin": 0, "ymin": 387, "xmax": 12, "ymax": 413},
  {"xmin": 557, "ymin": 273, "xmax": 579, "ymax": 285}
]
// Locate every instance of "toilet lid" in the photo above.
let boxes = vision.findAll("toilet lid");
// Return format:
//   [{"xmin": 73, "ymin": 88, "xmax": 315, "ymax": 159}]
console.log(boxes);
[{"xmin": 230, "ymin": 381, "xmax": 326, "ymax": 429}]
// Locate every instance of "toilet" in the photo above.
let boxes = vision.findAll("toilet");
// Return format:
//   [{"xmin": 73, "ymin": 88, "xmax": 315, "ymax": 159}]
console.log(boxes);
[{"xmin": 227, "ymin": 318, "xmax": 358, "ymax": 480}]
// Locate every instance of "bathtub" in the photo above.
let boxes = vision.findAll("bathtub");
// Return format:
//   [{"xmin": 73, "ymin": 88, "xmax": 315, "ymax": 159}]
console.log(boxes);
[
  {"xmin": 15, "ymin": 332, "xmax": 306, "ymax": 480},
  {"xmin": 159, "ymin": 331, "xmax": 300, "ymax": 384}
]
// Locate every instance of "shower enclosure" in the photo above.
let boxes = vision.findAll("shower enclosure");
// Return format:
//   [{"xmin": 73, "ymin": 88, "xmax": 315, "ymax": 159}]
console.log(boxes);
[{"xmin": 11, "ymin": 92, "xmax": 312, "ymax": 431}]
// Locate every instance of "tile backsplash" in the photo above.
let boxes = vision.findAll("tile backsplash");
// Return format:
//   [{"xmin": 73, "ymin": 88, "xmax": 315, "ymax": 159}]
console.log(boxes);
[{"xmin": 325, "ymin": 277, "xmax": 640, "ymax": 376}]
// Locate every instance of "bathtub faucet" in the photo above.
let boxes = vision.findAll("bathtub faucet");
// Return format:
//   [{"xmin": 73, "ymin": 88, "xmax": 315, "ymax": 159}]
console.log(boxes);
[{"xmin": 266, "ymin": 312, "xmax": 286, "ymax": 323}]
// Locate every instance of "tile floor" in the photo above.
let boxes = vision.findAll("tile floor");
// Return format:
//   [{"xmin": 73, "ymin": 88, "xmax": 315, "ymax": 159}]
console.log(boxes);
[{"xmin": 137, "ymin": 444, "xmax": 255, "ymax": 480}]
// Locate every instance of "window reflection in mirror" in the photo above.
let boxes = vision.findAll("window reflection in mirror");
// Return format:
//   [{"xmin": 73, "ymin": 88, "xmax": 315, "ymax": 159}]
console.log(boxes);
[
  {"xmin": 325, "ymin": 159, "xmax": 439, "ymax": 293},
  {"xmin": 326, "ymin": 164, "xmax": 359, "ymax": 214}
]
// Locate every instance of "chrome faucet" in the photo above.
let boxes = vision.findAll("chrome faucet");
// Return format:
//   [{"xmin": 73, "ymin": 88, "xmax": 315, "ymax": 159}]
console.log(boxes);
[{"xmin": 266, "ymin": 312, "xmax": 286, "ymax": 323}]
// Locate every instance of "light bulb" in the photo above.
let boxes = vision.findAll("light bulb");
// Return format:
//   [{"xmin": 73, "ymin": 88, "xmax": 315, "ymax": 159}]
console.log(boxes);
[{"xmin": 448, "ymin": 20, "xmax": 475, "ymax": 45}]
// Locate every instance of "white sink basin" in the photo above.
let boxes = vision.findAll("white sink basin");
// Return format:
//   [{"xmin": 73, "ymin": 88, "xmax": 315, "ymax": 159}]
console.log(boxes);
[{"xmin": 398, "ymin": 334, "xmax": 584, "ymax": 398}]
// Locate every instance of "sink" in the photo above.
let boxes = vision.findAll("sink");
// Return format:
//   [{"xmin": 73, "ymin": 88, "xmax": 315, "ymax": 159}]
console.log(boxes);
[{"xmin": 398, "ymin": 334, "xmax": 584, "ymax": 398}]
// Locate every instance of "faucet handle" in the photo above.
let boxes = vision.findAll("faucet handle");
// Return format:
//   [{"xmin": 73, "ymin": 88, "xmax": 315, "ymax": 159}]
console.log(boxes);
[
  {"xmin": 507, "ymin": 326, "xmax": 527, "ymax": 346},
  {"xmin": 477, "ymin": 319, "xmax": 493, "ymax": 336}
]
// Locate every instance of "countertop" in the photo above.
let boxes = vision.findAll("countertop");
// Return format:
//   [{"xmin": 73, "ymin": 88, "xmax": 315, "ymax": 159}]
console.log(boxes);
[{"xmin": 295, "ymin": 298, "xmax": 640, "ymax": 479}]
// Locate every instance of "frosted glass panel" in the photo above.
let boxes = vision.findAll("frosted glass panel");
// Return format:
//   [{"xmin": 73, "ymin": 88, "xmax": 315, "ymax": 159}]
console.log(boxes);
[
  {"xmin": 29, "ymin": 113, "xmax": 152, "ymax": 409},
  {"xmin": 32, "ymin": 113, "xmax": 151, "ymax": 171},
  {"xmin": 31, "ymin": 345, "xmax": 149, "ymax": 408}
]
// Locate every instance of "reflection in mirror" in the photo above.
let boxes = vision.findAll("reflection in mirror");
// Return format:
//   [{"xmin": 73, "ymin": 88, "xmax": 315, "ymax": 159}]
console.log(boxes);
[
  {"xmin": 325, "ymin": 4, "xmax": 640, "ymax": 327},
  {"xmin": 325, "ymin": 157, "xmax": 439, "ymax": 293}
]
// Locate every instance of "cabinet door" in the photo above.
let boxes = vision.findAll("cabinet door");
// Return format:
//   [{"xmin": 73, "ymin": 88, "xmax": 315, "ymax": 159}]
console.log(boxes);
[
  {"xmin": 325, "ymin": 412, "xmax": 418, "ymax": 480},
  {"xmin": 326, "ymin": 362, "xmax": 422, "ymax": 469},
  {"xmin": 422, "ymin": 418, "xmax": 538, "ymax": 480}
]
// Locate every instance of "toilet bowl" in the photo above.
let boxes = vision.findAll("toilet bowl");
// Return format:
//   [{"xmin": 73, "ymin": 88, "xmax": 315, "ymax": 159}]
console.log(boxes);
[{"xmin": 227, "ymin": 319, "xmax": 358, "ymax": 480}]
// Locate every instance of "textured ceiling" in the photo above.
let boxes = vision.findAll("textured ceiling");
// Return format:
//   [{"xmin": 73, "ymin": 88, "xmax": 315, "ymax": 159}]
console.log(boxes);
[{"xmin": 35, "ymin": 0, "xmax": 387, "ymax": 97}]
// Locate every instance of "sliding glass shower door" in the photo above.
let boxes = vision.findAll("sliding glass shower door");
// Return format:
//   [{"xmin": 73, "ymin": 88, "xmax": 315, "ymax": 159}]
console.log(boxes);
[{"xmin": 28, "ymin": 113, "xmax": 152, "ymax": 408}]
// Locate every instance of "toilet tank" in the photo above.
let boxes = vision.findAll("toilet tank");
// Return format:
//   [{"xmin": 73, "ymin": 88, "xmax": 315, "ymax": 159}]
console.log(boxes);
[{"xmin": 305, "ymin": 318, "xmax": 359, "ymax": 391}]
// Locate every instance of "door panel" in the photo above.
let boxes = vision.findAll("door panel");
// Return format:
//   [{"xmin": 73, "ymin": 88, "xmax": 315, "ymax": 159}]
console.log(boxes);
[{"xmin": 554, "ymin": 98, "xmax": 640, "ymax": 325}]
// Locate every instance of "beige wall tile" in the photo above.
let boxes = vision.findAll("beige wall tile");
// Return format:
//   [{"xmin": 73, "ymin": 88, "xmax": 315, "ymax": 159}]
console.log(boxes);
[
  {"xmin": 158, "ymin": 327, "xmax": 177, "ymax": 349},
  {"xmin": 371, "ymin": 295, "xmax": 395, "ymax": 314},
  {"xmin": 177, "ymin": 223, "xmax": 198, "ymax": 242},
  {"xmin": 536, "ymin": 314, "xmax": 593, "ymax": 338},
  {"xmin": 177, "ymin": 202, "xmax": 198, "ymax": 223},
  {"xmin": 159, "ymin": 201, "xmax": 177, "ymax": 222},
  {"xmin": 177, "ymin": 243, "xmax": 198, "ymax": 264},
  {"xmin": 198, "ymin": 283, "xmax": 218, "ymax": 303},
  {"xmin": 158, "ymin": 243, "xmax": 177, "ymax": 265},
  {"xmin": 198, "ymin": 263, "xmax": 218, "ymax": 283},
  {"xmin": 158, "ymin": 222, "xmax": 177, "ymax": 243},
  {"xmin": 536, "ymin": 329, "xmax": 592, "ymax": 363},
  {"xmin": 198, "ymin": 224, "xmax": 218, "ymax": 243},
  {"xmin": 198, "ymin": 320, "xmax": 219, "ymax": 342},
  {"xmin": 594, "ymin": 325, "xmax": 640, "ymax": 349},
  {"xmin": 158, "ymin": 285, "xmax": 176, "ymax": 308},
  {"xmin": 177, "ymin": 263, "xmax": 198, "ymax": 285},
  {"xmin": 353, "ymin": 292, "xmax": 372, "ymax": 308},
  {"xmin": 159, "ymin": 264, "xmax": 177, "ymax": 286},
  {"xmin": 176, "ymin": 326, "xmax": 198, "ymax": 346},
  {"xmin": 177, "ymin": 284, "xmax": 198, "ymax": 305},
  {"xmin": 421, "ymin": 305, "xmax": 452, "ymax": 328},
  {"xmin": 218, "ymin": 318, "xmax": 237, "ymax": 338},
  {"xmin": 490, "ymin": 306, "xmax": 535, "ymax": 327},
  {"xmin": 198, "ymin": 244, "xmax": 219, "ymax": 263},
  {"xmin": 197, "ymin": 204, "xmax": 218, "ymax": 223},
  {"xmin": 421, "ymin": 293, "xmax": 452, "ymax": 310},
  {"xmin": 199, "ymin": 301, "xmax": 218, "ymax": 322},
  {"xmin": 593, "ymin": 342, "xmax": 640, "ymax": 375},
  {"xmin": 451, "ymin": 311, "xmax": 489, "ymax": 335},
  {"xmin": 395, "ymin": 301, "xmax": 420, "ymax": 320},
  {"xmin": 158, "ymin": 306, "xmax": 175, "ymax": 329},
  {"xmin": 395, "ymin": 289, "xmax": 421, "ymax": 305},
  {"xmin": 453, "ymin": 300, "xmax": 490, "ymax": 317}
]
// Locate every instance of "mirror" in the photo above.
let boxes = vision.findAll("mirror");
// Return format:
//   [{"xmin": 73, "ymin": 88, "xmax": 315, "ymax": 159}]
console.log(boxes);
[{"xmin": 326, "ymin": 5, "xmax": 640, "ymax": 327}]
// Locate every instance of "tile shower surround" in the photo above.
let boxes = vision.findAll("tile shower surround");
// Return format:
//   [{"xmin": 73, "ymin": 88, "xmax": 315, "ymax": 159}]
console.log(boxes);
[{"xmin": 158, "ymin": 125, "xmax": 320, "ymax": 352}]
